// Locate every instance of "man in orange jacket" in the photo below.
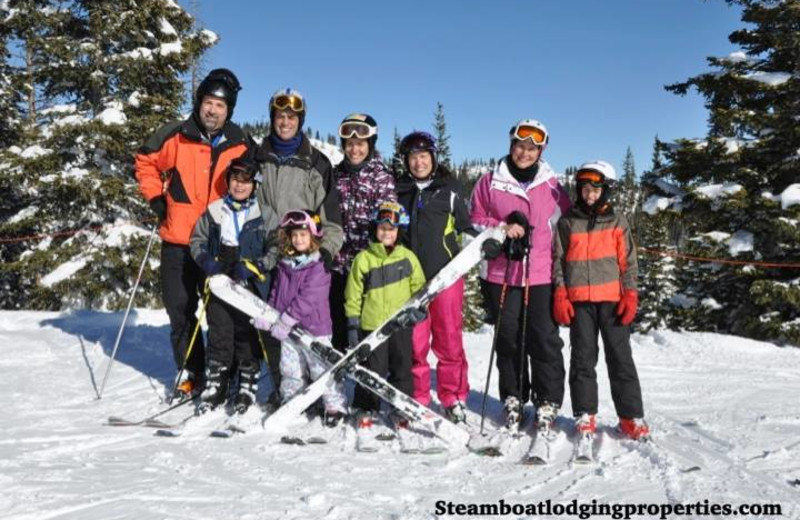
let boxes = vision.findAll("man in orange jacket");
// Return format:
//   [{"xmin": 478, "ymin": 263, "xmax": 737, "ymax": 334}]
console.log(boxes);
[{"xmin": 135, "ymin": 68, "xmax": 251, "ymax": 398}]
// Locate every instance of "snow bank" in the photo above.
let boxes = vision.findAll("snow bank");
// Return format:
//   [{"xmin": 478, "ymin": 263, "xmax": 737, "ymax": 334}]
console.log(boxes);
[{"xmin": 0, "ymin": 314, "xmax": 799, "ymax": 518}]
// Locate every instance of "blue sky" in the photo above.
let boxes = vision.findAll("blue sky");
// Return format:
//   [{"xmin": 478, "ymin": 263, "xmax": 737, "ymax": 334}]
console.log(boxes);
[{"xmin": 186, "ymin": 1, "xmax": 744, "ymax": 175}]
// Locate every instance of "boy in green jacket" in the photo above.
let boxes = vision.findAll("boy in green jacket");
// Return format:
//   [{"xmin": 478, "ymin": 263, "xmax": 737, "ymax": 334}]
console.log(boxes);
[{"xmin": 345, "ymin": 201, "xmax": 425, "ymax": 450}]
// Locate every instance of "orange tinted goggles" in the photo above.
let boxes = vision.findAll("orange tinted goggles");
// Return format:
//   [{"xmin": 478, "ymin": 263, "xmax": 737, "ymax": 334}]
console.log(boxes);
[
  {"xmin": 576, "ymin": 170, "xmax": 605, "ymax": 186},
  {"xmin": 513, "ymin": 125, "xmax": 547, "ymax": 145},
  {"xmin": 272, "ymin": 95, "xmax": 304, "ymax": 112}
]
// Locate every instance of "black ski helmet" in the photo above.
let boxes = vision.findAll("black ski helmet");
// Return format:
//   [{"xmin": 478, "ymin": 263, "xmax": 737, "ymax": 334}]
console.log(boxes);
[
  {"xmin": 195, "ymin": 68, "xmax": 242, "ymax": 120},
  {"xmin": 225, "ymin": 156, "xmax": 261, "ymax": 187}
]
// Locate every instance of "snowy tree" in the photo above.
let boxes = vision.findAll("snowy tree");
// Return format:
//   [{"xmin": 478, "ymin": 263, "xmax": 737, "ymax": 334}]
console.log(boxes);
[
  {"xmin": 0, "ymin": 0, "xmax": 217, "ymax": 310},
  {"xmin": 655, "ymin": 0, "xmax": 800, "ymax": 345},
  {"xmin": 616, "ymin": 147, "xmax": 640, "ymax": 226},
  {"xmin": 636, "ymin": 137, "xmax": 681, "ymax": 331},
  {"xmin": 390, "ymin": 126, "xmax": 405, "ymax": 178},
  {"xmin": 432, "ymin": 102, "xmax": 452, "ymax": 171}
]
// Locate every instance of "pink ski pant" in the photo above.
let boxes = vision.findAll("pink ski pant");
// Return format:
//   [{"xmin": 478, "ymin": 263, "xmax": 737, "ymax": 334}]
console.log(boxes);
[{"xmin": 411, "ymin": 278, "xmax": 469, "ymax": 408}]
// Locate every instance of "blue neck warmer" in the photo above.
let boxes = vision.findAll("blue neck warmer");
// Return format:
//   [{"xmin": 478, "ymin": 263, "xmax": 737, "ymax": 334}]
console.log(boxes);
[{"xmin": 269, "ymin": 132, "xmax": 303, "ymax": 158}]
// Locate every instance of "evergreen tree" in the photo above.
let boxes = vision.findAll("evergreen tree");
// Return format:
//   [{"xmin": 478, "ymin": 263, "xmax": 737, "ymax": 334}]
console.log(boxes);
[
  {"xmin": 618, "ymin": 147, "xmax": 639, "ymax": 223},
  {"xmin": 432, "ymin": 102, "xmax": 452, "ymax": 170},
  {"xmin": 391, "ymin": 126, "xmax": 405, "ymax": 178},
  {"xmin": 636, "ymin": 137, "xmax": 681, "ymax": 331},
  {"xmin": 656, "ymin": 0, "xmax": 800, "ymax": 345},
  {"xmin": 0, "ymin": 0, "xmax": 216, "ymax": 310}
]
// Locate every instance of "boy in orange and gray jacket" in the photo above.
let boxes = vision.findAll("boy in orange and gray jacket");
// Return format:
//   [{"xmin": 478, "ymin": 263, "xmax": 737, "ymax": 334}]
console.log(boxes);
[{"xmin": 552, "ymin": 160, "xmax": 649, "ymax": 442}]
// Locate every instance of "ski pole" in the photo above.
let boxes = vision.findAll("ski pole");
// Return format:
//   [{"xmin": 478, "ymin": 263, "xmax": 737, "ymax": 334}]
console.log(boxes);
[
  {"xmin": 98, "ymin": 220, "xmax": 159, "ymax": 399},
  {"xmin": 167, "ymin": 281, "xmax": 212, "ymax": 403},
  {"xmin": 478, "ymin": 260, "xmax": 513, "ymax": 435},
  {"xmin": 517, "ymin": 246, "xmax": 531, "ymax": 428}
]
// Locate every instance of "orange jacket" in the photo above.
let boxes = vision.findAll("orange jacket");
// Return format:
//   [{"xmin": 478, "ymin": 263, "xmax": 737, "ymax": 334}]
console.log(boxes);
[
  {"xmin": 553, "ymin": 205, "xmax": 638, "ymax": 302},
  {"xmin": 135, "ymin": 117, "xmax": 250, "ymax": 245}
]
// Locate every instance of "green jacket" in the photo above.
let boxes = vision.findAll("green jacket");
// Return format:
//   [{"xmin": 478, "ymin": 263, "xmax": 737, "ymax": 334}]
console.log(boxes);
[{"xmin": 345, "ymin": 242, "xmax": 426, "ymax": 331}]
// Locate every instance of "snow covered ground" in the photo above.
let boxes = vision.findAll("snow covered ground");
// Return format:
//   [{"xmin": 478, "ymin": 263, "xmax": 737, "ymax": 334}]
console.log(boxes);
[{"xmin": 1, "ymin": 309, "xmax": 799, "ymax": 519}]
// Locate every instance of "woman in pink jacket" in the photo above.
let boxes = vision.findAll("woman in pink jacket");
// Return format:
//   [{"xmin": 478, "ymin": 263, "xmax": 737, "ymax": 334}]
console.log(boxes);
[{"xmin": 470, "ymin": 119, "xmax": 571, "ymax": 433}]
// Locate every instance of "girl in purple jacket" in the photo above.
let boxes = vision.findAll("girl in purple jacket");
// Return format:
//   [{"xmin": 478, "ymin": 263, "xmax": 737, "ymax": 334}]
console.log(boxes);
[
  {"xmin": 260, "ymin": 209, "xmax": 347, "ymax": 427},
  {"xmin": 470, "ymin": 119, "xmax": 571, "ymax": 433}
]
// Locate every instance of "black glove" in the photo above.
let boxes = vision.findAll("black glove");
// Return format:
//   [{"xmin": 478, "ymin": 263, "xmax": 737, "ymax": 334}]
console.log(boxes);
[
  {"xmin": 196, "ymin": 253, "xmax": 223, "ymax": 276},
  {"xmin": 395, "ymin": 306, "xmax": 428, "ymax": 329},
  {"xmin": 504, "ymin": 211, "xmax": 531, "ymax": 261},
  {"xmin": 347, "ymin": 317, "xmax": 361, "ymax": 349},
  {"xmin": 481, "ymin": 238, "xmax": 503, "ymax": 260},
  {"xmin": 149, "ymin": 195, "xmax": 167, "ymax": 223},
  {"xmin": 320, "ymin": 248, "xmax": 334, "ymax": 271},
  {"xmin": 233, "ymin": 261, "xmax": 255, "ymax": 281}
]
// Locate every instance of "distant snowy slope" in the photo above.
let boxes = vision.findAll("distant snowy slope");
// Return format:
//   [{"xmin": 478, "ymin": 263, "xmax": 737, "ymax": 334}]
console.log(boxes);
[{"xmin": 0, "ymin": 310, "xmax": 798, "ymax": 519}]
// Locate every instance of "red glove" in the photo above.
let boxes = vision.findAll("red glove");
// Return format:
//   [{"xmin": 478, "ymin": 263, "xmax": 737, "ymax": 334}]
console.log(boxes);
[
  {"xmin": 552, "ymin": 287, "xmax": 574, "ymax": 326},
  {"xmin": 616, "ymin": 290, "xmax": 639, "ymax": 325}
]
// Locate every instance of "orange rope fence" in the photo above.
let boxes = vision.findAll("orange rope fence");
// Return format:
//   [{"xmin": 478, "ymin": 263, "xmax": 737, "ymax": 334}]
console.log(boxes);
[{"xmin": 638, "ymin": 247, "xmax": 800, "ymax": 269}]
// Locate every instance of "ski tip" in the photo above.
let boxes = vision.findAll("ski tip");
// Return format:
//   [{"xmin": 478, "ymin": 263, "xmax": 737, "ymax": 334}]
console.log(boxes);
[
  {"xmin": 154, "ymin": 429, "xmax": 182, "ymax": 437},
  {"xmin": 521, "ymin": 456, "xmax": 548, "ymax": 466},
  {"xmin": 471, "ymin": 446, "xmax": 503, "ymax": 457},
  {"xmin": 106, "ymin": 416, "xmax": 135, "ymax": 426}
]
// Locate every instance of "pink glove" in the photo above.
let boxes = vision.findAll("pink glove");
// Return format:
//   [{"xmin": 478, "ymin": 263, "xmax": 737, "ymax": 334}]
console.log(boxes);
[
  {"xmin": 616, "ymin": 290, "xmax": 639, "ymax": 326},
  {"xmin": 270, "ymin": 313, "xmax": 299, "ymax": 341},
  {"xmin": 552, "ymin": 287, "xmax": 574, "ymax": 326}
]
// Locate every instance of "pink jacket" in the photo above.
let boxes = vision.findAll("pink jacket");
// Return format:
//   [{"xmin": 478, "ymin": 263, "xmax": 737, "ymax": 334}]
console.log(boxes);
[{"xmin": 470, "ymin": 158, "xmax": 571, "ymax": 286}]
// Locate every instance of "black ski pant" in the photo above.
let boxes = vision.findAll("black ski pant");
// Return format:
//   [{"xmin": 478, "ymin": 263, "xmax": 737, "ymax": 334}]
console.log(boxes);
[
  {"xmin": 329, "ymin": 270, "xmax": 349, "ymax": 353},
  {"xmin": 206, "ymin": 294, "xmax": 260, "ymax": 373},
  {"xmin": 483, "ymin": 282, "xmax": 565, "ymax": 407},
  {"xmin": 569, "ymin": 302, "xmax": 644, "ymax": 418},
  {"xmin": 161, "ymin": 242, "xmax": 205, "ymax": 382},
  {"xmin": 352, "ymin": 327, "xmax": 413, "ymax": 413}
]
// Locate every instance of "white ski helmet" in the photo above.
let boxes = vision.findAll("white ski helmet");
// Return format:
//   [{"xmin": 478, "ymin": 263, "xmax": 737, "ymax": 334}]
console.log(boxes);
[
  {"xmin": 509, "ymin": 119, "xmax": 549, "ymax": 148},
  {"xmin": 576, "ymin": 160, "xmax": 617, "ymax": 184}
]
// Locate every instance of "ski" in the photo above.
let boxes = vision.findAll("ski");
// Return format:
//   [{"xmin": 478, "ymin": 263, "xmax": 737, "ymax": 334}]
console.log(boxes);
[
  {"xmin": 280, "ymin": 434, "xmax": 328, "ymax": 446},
  {"xmin": 522, "ymin": 423, "xmax": 555, "ymax": 465},
  {"xmin": 572, "ymin": 432, "xmax": 594, "ymax": 465},
  {"xmin": 209, "ymin": 225, "xmax": 504, "ymax": 444},
  {"xmin": 106, "ymin": 396, "xmax": 194, "ymax": 427}
]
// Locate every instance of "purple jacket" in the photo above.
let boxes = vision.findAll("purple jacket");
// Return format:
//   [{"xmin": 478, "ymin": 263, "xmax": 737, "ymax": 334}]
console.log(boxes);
[
  {"xmin": 268, "ymin": 252, "xmax": 332, "ymax": 336},
  {"xmin": 470, "ymin": 157, "xmax": 571, "ymax": 286}
]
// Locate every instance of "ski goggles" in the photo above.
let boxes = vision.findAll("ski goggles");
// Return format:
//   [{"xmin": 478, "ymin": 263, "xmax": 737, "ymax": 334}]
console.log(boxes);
[
  {"xmin": 271, "ymin": 94, "xmax": 305, "ymax": 112},
  {"xmin": 576, "ymin": 170, "xmax": 606, "ymax": 187},
  {"xmin": 281, "ymin": 210, "xmax": 321, "ymax": 235},
  {"xmin": 373, "ymin": 204, "xmax": 410, "ymax": 227},
  {"xmin": 339, "ymin": 122, "xmax": 377, "ymax": 139},
  {"xmin": 511, "ymin": 123, "xmax": 548, "ymax": 145}
]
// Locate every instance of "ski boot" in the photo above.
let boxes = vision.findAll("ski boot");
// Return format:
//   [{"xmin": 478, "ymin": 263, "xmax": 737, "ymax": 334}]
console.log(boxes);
[
  {"xmin": 535, "ymin": 401, "xmax": 559, "ymax": 429},
  {"xmin": 574, "ymin": 413, "xmax": 596, "ymax": 464},
  {"xmin": 323, "ymin": 409, "xmax": 347, "ymax": 428},
  {"xmin": 355, "ymin": 410, "xmax": 378, "ymax": 452},
  {"xmin": 198, "ymin": 361, "xmax": 229, "ymax": 413},
  {"xmin": 503, "ymin": 396, "xmax": 521, "ymax": 431},
  {"xmin": 618, "ymin": 417, "xmax": 650, "ymax": 441},
  {"xmin": 445, "ymin": 401, "xmax": 467, "ymax": 424},
  {"xmin": 233, "ymin": 360, "xmax": 259, "ymax": 415}
]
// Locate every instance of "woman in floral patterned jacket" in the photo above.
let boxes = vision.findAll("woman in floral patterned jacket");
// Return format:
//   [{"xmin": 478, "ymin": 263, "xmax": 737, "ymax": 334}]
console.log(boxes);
[{"xmin": 330, "ymin": 113, "xmax": 396, "ymax": 351}]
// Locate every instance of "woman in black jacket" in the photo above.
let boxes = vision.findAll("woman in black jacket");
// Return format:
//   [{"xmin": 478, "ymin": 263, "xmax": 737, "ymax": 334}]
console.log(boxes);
[{"xmin": 395, "ymin": 131, "xmax": 476, "ymax": 424}]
